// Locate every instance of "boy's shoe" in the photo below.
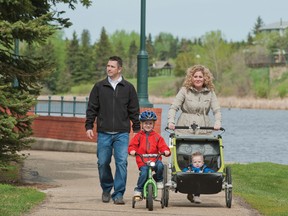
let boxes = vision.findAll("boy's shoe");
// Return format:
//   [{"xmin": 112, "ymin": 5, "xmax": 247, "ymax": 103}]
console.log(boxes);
[
  {"xmin": 187, "ymin": 194, "xmax": 194, "ymax": 203},
  {"xmin": 133, "ymin": 190, "xmax": 142, "ymax": 198},
  {"xmin": 193, "ymin": 196, "xmax": 201, "ymax": 204},
  {"xmin": 156, "ymin": 181, "xmax": 164, "ymax": 189}
]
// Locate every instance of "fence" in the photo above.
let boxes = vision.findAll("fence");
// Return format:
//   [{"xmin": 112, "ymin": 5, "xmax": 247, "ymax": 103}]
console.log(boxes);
[
  {"xmin": 31, "ymin": 96, "xmax": 163, "ymax": 142},
  {"xmin": 33, "ymin": 96, "xmax": 88, "ymax": 117}
]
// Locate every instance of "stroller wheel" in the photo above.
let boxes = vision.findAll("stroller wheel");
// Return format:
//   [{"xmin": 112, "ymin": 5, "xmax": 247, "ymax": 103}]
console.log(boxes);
[{"xmin": 225, "ymin": 166, "xmax": 232, "ymax": 208}]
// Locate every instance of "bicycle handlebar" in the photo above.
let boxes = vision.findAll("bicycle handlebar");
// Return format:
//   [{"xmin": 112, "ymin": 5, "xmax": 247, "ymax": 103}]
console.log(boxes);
[{"xmin": 134, "ymin": 153, "xmax": 164, "ymax": 163}]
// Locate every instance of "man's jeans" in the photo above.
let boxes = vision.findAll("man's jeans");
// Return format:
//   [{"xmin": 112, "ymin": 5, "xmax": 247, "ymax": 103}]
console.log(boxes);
[
  {"xmin": 135, "ymin": 160, "xmax": 164, "ymax": 192},
  {"xmin": 97, "ymin": 132, "xmax": 129, "ymax": 200}
]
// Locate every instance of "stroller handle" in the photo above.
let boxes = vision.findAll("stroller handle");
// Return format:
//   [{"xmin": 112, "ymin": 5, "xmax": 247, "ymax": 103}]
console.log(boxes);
[{"xmin": 165, "ymin": 123, "xmax": 225, "ymax": 132}]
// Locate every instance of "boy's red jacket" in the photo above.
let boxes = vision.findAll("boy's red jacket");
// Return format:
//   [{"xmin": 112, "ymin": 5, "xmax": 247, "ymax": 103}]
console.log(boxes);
[{"xmin": 128, "ymin": 130, "xmax": 171, "ymax": 168}]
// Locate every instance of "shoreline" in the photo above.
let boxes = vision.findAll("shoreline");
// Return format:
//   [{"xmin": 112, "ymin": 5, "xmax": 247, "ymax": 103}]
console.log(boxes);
[{"xmin": 37, "ymin": 95, "xmax": 288, "ymax": 110}]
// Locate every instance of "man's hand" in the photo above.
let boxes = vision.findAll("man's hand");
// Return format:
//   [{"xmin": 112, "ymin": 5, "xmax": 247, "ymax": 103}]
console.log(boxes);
[{"xmin": 86, "ymin": 129, "xmax": 94, "ymax": 139}]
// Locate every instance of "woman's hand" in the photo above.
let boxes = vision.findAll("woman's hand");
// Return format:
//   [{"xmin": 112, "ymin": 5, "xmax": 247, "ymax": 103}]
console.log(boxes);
[
  {"xmin": 164, "ymin": 150, "xmax": 170, "ymax": 156},
  {"xmin": 168, "ymin": 122, "xmax": 175, "ymax": 130}
]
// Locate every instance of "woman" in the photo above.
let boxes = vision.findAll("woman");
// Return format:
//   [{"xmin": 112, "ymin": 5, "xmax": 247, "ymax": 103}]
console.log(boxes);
[{"xmin": 167, "ymin": 65, "xmax": 221, "ymax": 134}]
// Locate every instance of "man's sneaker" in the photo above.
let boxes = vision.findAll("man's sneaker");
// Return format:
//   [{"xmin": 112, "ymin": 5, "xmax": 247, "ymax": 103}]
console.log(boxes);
[
  {"xmin": 187, "ymin": 194, "xmax": 194, "ymax": 203},
  {"xmin": 102, "ymin": 192, "xmax": 111, "ymax": 203},
  {"xmin": 156, "ymin": 181, "xmax": 164, "ymax": 189},
  {"xmin": 193, "ymin": 196, "xmax": 201, "ymax": 204},
  {"xmin": 114, "ymin": 197, "xmax": 125, "ymax": 205}
]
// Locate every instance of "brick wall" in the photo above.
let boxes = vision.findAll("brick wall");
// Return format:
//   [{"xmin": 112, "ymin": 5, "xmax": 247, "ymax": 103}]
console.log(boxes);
[{"xmin": 31, "ymin": 108, "xmax": 162, "ymax": 142}]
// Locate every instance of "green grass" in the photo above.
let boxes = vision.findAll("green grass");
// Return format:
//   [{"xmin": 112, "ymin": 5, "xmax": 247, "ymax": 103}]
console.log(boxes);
[
  {"xmin": 69, "ymin": 76, "xmax": 181, "ymax": 97},
  {"xmin": 0, "ymin": 184, "xmax": 45, "ymax": 216},
  {"xmin": 0, "ymin": 163, "xmax": 46, "ymax": 216},
  {"xmin": 230, "ymin": 162, "xmax": 288, "ymax": 216}
]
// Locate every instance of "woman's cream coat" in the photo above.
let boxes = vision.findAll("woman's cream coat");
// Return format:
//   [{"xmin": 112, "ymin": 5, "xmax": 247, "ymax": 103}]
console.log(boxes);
[{"xmin": 167, "ymin": 87, "xmax": 221, "ymax": 134}]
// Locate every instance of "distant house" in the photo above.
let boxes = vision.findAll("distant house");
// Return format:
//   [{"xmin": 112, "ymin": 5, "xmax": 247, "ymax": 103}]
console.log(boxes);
[
  {"xmin": 259, "ymin": 20, "xmax": 288, "ymax": 36},
  {"xmin": 256, "ymin": 20, "xmax": 288, "ymax": 65},
  {"xmin": 150, "ymin": 61, "xmax": 173, "ymax": 76}
]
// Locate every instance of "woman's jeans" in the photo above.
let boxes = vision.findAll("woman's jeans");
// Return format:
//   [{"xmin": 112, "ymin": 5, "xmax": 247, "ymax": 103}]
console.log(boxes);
[
  {"xmin": 97, "ymin": 132, "xmax": 129, "ymax": 200},
  {"xmin": 135, "ymin": 160, "xmax": 164, "ymax": 192}
]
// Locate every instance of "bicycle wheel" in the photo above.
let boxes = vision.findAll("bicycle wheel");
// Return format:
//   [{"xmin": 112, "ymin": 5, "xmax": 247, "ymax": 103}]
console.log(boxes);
[
  {"xmin": 225, "ymin": 166, "xmax": 232, "ymax": 208},
  {"xmin": 162, "ymin": 164, "xmax": 169, "ymax": 208},
  {"xmin": 147, "ymin": 183, "xmax": 153, "ymax": 211}
]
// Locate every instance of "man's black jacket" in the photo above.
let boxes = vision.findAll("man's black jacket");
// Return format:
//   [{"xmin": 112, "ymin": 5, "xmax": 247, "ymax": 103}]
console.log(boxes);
[{"xmin": 85, "ymin": 77, "xmax": 140, "ymax": 133}]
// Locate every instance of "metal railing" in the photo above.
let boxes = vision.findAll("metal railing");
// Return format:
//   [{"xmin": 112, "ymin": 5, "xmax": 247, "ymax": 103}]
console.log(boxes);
[{"xmin": 33, "ymin": 96, "xmax": 89, "ymax": 117}]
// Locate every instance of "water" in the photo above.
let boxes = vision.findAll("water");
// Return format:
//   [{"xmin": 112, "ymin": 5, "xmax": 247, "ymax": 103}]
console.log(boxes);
[{"xmin": 155, "ymin": 104, "xmax": 288, "ymax": 165}]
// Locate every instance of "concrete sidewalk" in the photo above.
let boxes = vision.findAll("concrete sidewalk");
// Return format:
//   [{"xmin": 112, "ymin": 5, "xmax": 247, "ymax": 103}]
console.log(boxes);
[{"xmin": 22, "ymin": 150, "xmax": 261, "ymax": 216}]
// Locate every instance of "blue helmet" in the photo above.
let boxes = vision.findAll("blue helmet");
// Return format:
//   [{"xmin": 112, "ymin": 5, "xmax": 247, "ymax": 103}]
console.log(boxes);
[{"xmin": 139, "ymin": 110, "xmax": 157, "ymax": 122}]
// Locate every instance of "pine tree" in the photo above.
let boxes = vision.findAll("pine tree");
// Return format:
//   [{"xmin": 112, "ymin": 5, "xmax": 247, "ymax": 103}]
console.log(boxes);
[
  {"xmin": 0, "ymin": 0, "xmax": 92, "ymax": 163},
  {"xmin": 253, "ymin": 16, "xmax": 265, "ymax": 36},
  {"xmin": 94, "ymin": 27, "xmax": 113, "ymax": 79}
]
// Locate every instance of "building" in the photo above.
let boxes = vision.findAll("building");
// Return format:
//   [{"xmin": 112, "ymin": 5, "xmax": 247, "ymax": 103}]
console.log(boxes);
[
  {"xmin": 150, "ymin": 61, "xmax": 173, "ymax": 76},
  {"xmin": 259, "ymin": 19, "xmax": 288, "ymax": 36}
]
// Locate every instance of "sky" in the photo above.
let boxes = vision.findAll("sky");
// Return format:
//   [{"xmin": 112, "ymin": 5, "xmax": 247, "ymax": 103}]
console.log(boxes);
[{"xmin": 54, "ymin": 0, "xmax": 288, "ymax": 43}]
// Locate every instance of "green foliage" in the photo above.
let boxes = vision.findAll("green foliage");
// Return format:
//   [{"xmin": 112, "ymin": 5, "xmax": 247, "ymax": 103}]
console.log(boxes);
[
  {"xmin": 253, "ymin": 16, "xmax": 265, "ymax": 36},
  {"xmin": 0, "ymin": 85, "xmax": 37, "ymax": 163},
  {"xmin": 277, "ymin": 82, "xmax": 288, "ymax": 98},
  {"xmin": 0, "ymin": 0, "xmax": 93, "ymax": 163},
  {"xmin": 231, "ymin": 163, "xmax": 288, "ymax": 216},
  {"xmin": 250, "ymin": 68, "xmax": 270, "ymax": 98},
  {"xmin": 94, "ymin": 27, "xmax": 113, "ymax": 76}
]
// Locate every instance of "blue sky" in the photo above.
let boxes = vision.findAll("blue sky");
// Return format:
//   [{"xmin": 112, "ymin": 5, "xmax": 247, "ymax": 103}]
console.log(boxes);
[{"xmin": 55, "ymin": 0, "xmax": 288, "ymax": 43}]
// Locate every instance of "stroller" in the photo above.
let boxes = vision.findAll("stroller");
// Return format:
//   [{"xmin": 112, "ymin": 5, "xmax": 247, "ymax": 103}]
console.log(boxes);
[{"xmin": 162, "ymin": 123, "xmax": 232, "ymax": 208}]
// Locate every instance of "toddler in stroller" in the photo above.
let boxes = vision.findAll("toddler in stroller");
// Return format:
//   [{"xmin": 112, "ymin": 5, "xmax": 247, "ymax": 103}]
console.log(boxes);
[{"xmin": 182, "ymin": 151, "xmax": 215, "ymax": 203}]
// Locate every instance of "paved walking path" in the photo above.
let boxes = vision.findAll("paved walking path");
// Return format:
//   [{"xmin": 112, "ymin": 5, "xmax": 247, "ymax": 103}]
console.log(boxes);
[{"xmin": 22, "ymin": 150, "xmax": 261, "ymax": 216}]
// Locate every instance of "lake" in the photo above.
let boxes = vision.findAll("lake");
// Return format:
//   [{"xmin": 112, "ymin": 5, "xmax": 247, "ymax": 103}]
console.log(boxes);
[{"xmin": 155, "ymin": 104, "xmax": 288, "ymax": 165}]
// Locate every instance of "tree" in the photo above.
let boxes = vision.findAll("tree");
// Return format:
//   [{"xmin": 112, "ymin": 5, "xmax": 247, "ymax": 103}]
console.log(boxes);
[
  {"xmin": 94, "ymin": 27, "xmax": 113, "ymax": 78},
  {"xmin": 66, "ymin": 31, "xmax": 81, "ymax": 84},
  {"xmin": 127, "ymin": 40, "xmax": 138, "ymax": 78},
  {"xmin": 154, "ymin": 33, "xmax": 177, "ymax": 60},
  {"xmin": 0, "ymin": 0, "xmax": 92, "ymax": 163},
  {"xmin": 253, "ymin": 16, "xmax": 265, "ymax": 36},
  {"xmin": 200, "ymin": 31, "xmax": 233, "ymax": 81},
  {"xmin": 78, "ymin": 29, "xmax": 94, "ymax": 83}
]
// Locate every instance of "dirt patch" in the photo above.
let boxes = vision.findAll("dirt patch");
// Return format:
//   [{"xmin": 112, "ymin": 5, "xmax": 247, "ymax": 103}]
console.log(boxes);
[{"xmin": 234, "ymin": 196, "xmax": 263, "ymax": 216}]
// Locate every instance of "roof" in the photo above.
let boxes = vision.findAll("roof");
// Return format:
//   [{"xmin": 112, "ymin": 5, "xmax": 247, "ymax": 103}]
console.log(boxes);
[
  {"xmin": 152, "ymin": 61, "xmax": 173, "ymax": 69},
  {"xmin": 259, "ymin": 20, "xmax": 288, "ymax": 31}
]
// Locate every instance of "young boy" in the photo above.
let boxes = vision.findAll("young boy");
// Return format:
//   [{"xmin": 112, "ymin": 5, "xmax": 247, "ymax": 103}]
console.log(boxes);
[
  {"xmin": 182, "ymin": 151, "xmax": 215, "ymax": 203},
  {"xmin": 128, "ymin": 110, "xmax": 171, "ymax": 199}
]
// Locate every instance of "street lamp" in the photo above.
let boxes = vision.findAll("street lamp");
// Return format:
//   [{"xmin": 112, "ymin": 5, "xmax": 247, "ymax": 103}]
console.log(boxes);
[{"xmin": 137, "ymin": 0, "xmax": 153, "ymax": 108}]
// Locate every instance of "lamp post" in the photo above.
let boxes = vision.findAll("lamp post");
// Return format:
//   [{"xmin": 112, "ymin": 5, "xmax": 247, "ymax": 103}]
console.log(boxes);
[{"xmin": 137, "ymin": 0, "xmax": 153, "ymax": 108}]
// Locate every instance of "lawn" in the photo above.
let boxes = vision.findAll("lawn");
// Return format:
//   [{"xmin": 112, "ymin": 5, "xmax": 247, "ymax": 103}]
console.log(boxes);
[{"xmin": 230, "ymin": 162, "xmax": 288, "ymax": 216}]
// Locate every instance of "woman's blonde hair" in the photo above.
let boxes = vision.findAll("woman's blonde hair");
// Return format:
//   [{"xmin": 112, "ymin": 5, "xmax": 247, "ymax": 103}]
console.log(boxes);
[{"xmin": 183, "ymin": 65, "xmax": 215, "ymax": 90}]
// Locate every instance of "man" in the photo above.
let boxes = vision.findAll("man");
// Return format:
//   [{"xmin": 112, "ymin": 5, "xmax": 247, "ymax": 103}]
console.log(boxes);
[{"xmin": 85, "ymin": 56, "xmax": 140, "ymax": 205}]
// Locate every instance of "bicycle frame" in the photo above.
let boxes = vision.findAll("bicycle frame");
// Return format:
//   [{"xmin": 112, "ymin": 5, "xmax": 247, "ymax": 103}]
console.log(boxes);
[
  {"xmin": 136, "ymin": 153, "xmax": 162, "ymax": 199},
  {"xmin": 143, "ymin": 162, "xmax": 158, "ymax": 199}
]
